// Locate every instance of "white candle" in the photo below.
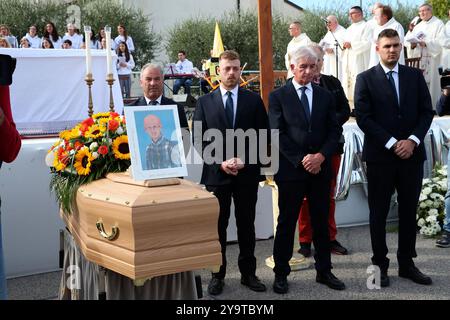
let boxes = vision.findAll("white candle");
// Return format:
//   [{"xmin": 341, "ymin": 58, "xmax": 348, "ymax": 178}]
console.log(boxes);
[
  {"xmin": 105, "ymin": 26, "xmax": 112, "ymax": 75},
  {"xmin": 84, "ymin": 26, "xmax": 92, "ymax": 75}
]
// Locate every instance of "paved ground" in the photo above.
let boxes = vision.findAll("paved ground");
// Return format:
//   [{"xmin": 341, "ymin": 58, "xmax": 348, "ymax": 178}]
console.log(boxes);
[{"xmin": 6, "ymin": 224, "xmax": 450, "ymax": 300}]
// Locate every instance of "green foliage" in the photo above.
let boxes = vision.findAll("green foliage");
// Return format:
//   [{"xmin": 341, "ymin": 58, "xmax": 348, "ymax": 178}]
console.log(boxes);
[
  {"xmin": 166, "ymin": 17, "xmax": 216, "ymax": 70},
  {"xmin": 0, "ymin": 0, "xmax": 158, "ymax": 68},
  {"xmin": 426, "ymin": 0, "xmax": 450, "ymax": 20}
]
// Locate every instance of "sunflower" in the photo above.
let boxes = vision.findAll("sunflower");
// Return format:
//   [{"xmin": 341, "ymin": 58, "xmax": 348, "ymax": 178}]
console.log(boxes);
[
  {"xmin": 74, "ymin": 147, "xmax": 94, "ymax": 176},
  {"xmin": 92, "ymin": 112, "xmax": 111, "ymax": 120},
  {"xmin": 85, "ymin": 124, "xmax": 105, "ymax": 139},
  {"xmin": 112, "ymin": 135, "xmax": 130, "ymax": 160}
]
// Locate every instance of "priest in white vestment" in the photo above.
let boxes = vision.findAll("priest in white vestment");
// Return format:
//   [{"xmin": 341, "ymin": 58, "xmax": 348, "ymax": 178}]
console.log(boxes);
[
  {"xmin": 285, "ymin": 21, "xmax": 312, "ymax": 79},
  {"xmin": 368, "ymin": 5, "xmax": 405, "ymax": 68},
  {"xmin": 319, "ymin": 15, "xmax": 346, "ymax": 82},
  {"xmin": 404, "ymin": 4, "xmax": 445, "ymax": 107},
  {"xmin": 341, "ymin": 6, "xmax": 371, "ymax": 104},
  {"xmin": 439, "ymin": 9, "xmax": 450, "ymax": 70}
]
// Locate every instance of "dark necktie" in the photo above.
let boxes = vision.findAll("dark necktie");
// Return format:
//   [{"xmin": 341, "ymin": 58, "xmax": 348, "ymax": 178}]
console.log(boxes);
[
  {"xmin": 299, "ymin": 87, "xmax": 311, "ymax": 122},
  {"xmin": 387, "ymin": 71, "xmax": 399, "ymax": 104},
  {"xmin": 149, "ymin": 100, "xmax": 158, "ymax": 105},
  {"xmin": 225, "ymin": 91, "xmax": 234, "ymax": 128}
]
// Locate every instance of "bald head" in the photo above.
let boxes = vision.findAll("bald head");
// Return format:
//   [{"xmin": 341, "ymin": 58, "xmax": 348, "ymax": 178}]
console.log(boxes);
[
  {"xmin": 144, "ymin": 114, "xmax": 162, "ymax": 142},
  {"xmin": 326, "ymin": 15, "xmax": 339, "ymax": 32}
]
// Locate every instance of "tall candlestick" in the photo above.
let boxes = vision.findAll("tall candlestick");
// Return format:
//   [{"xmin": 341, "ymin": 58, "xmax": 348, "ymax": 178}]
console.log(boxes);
[
  {"xmin": 105, "ymin": 26, "xmax": 112, "ymax": 75},
  {"xmin": 84, "ymin": 26, "xmax": 92, "ymax": 76}
]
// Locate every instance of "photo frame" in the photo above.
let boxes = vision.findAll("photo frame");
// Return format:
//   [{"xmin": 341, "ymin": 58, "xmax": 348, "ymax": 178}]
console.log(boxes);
[{"xmin": 124, "ymin": 105, "xmax": 188, "ymax": 181}]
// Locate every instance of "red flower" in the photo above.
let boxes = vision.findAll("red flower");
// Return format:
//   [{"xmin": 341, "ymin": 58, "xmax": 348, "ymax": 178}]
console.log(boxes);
[
  {"xmin": 110, "ymin": 112, "xmax": 120, "ymax": 118},
  {"xmin": 80, "ymin": 117, "xmax": 94, "ymax": 134},
  {"xmin": 74, "ymin": 141, "xmax": 83, "ymax": 150},
  {"xmin": 108, "ymin": 119, "xmax": 119, "ymax": 131},
  {"xmin": 98, "ymin": 145, "xmax": 109, "ymax": 155}
]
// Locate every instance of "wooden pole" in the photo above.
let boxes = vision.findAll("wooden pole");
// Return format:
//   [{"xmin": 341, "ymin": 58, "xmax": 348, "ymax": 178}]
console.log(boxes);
[{"xmin": 257, "ymin": 0, "xmax": 274, "ymax": 110}]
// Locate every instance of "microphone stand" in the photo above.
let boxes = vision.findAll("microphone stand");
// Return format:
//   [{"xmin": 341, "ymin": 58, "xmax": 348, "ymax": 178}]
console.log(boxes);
[{"xmin": 328, "ymin": 27, "xmax": 343, "ymax": 79}]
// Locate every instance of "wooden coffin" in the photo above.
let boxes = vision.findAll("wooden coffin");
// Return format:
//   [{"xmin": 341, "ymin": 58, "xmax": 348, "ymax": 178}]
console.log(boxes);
[{"xmin": 62, "ymin": 173, "xmax": 222, "ymax": 280}]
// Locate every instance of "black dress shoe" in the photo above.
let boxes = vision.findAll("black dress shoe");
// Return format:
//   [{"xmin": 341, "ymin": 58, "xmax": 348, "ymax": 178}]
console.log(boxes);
[
  {"xmin": 399, "ymin": 266, "xmax": 432, "ymax": 285},
  {"xmin": 380, "ymin": 270, "xmax": 390, "ymax": 287},
  {"xmin": 241, "ymin": 275, "xmax": 267, "ymax": 292},
  {"xmin": 330, "ymin": 240, "xmax": 349, "ymax": 255},
  {"xmin": 207, "ymin": 277, "xmax": 224, "ymax": 295},
  {"xmin": 316, "ymin": 271, "xmax": 346, "ymax": 290},
  {"xmin": 273, "ymin": 275, "xmax": 288, "ymax": 294},
  {"xmin": 297, "ymin": 242, "xmax": 312, "ymax": 257}
]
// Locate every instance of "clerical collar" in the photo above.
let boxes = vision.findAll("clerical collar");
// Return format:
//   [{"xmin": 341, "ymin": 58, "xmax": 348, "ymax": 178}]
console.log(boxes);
[{"xmin": 145, "ymin": 95, "xmax": 162, "ymax": 105}]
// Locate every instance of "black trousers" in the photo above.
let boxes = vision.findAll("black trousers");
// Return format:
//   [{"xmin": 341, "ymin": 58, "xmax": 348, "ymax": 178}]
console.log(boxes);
[
  {"xmin": 367, "ymin": 161, "xmax": 423, "ymax": 271},
  {"xmin": 274, "ymin": 176, "xmax": 332, "ymax": 276},
  {"xmin": 206, "ymin": 181, "xmax": 259, "ymax": 279}
]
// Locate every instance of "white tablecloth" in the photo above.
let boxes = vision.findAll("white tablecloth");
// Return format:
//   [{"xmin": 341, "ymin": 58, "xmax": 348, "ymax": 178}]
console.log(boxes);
[{"xmin": 0, "ymin": 48, "xmax": 124, "ymax": 124}]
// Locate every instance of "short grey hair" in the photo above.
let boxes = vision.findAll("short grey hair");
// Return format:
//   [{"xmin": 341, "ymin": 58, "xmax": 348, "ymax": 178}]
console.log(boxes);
[
  {"xmin": 140, "ymin": 62, "xmax": 164, "ymax": 79},
  {"xmin": 290, "ymin": 46, "xmax": 318, "ymax": 65},
  {"xmin": 419, "ymin": 3, "xmax": 432, "ymax": 11}
]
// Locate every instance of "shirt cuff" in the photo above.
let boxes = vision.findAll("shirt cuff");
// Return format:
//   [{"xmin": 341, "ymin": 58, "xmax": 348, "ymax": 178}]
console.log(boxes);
[
  {"xmin": 385, "ymin": 137, "xmax": 397, "ymax": 150},
  {"xmin": 408, "ymin": 135, "xmax": 420, "ymax": 146}
]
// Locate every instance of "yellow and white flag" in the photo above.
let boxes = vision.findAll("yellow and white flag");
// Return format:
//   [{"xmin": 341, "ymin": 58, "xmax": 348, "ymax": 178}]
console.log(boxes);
[{"xmin": 212, "ymin": 22, "xmax": 224, "ymax": 58}]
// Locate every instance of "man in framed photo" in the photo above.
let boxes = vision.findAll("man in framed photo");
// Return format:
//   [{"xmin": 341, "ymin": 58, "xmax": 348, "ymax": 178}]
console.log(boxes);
[{"xmin": 143, "ymin": 114, "xmax": 180, "ymax": 170}]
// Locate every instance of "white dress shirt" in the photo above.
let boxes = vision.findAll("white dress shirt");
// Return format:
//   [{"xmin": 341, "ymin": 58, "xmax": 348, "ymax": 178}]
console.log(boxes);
[
  {"xmin": 144, "ymin": 95, "xmax": 162, "ymax": 105},
  {"xmin": 291, "ymin": 79, "xmax": 313, "ymax": 114},
  {"xmin": 219, "ymin": 85, "xmax": 239, "ymax": 127},
  {"xmin": 380, "ymin": 62, "xmax": 420, "ymax": 149}
]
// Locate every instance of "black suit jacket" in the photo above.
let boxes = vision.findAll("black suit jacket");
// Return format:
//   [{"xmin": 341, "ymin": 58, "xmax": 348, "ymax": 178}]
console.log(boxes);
[
  {"xmin": 127, "ymin": 96, "xmax": 189, "ymax": 130},
  {"xmin": 192, "ymin": 87, "xmax": 269, "ymax": 186},
  {"xmin": 354, "ymin": 64, "xmax": 433, "ymax": 163},
  {"xmin": 126, "ymin": 96, "xmax": 190, "ymax": 153},
  {"xmin": 268, "ymin": 82, "xmax": 341, "ymax": 182},
  {"xmin": 319, "ymin": 74, "xmax": 350, "ymax": 154}
]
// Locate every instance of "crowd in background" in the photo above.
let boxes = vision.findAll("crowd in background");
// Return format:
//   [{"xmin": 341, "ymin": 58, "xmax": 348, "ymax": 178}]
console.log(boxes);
[{"xmin": 0, "ymin": 22, "xmax": 136, "ymax": 98}]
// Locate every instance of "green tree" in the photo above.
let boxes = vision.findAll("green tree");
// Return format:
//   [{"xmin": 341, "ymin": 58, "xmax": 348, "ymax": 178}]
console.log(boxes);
[{"xmin": 427, "ymin": 0, "xmax": 450, "ymax": 20}]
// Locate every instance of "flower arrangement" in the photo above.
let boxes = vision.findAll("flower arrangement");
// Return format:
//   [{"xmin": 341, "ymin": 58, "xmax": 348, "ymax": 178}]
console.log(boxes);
[
  {"xmin": 417, "ymin": 165, "xmax": 447, "ymax": 237},
  {"xmin": 47, "ymin": 111, "xmax": 131, "ymax": 213}
]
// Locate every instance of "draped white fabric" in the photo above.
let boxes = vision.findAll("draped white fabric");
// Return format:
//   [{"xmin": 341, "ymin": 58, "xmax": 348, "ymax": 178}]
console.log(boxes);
[{"xmin": 0, "ymin": 48, "xmax": 124, "ymax": 124}]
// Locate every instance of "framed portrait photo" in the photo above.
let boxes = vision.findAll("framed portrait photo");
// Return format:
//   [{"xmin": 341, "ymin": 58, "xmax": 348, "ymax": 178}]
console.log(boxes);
[{"xmin": 124, "ymin": 105, "xmax": 188, "ymax": 181}]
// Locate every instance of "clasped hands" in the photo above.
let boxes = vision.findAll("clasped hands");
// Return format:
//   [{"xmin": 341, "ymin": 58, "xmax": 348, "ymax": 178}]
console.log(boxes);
[
  {"xmin": 392, "ymin": 139, "xmax": 416, "ymax": 159},
  {"xmin": 301, "ymin": 153, "xmax": 325, "ymax": 175},
  {"xmin": 221, "ymin": 157, "xmax": 244, "ymax": 176}
]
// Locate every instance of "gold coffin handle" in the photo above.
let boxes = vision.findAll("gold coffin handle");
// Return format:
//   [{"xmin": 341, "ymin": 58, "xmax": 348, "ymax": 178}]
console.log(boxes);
[{"xmin": 96, "ymin": 219, "xmax": 119, "ymax": 241}]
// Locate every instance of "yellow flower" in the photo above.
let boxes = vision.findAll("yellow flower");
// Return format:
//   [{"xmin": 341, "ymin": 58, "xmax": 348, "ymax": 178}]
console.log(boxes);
[
  {"xmin": 74, "ymin": 147, "xmax": 94, "ymax": 176},
  {"xmin": 85, "ymin": 124, "xmax": 104, "ymax": 139},
  {"xmin": 97, "ymin": 117, "xmax": 109, "ymax": 130},
  {"xmin": 59, "ymin": 129, "xmax": 72, "ymax": 141},
  {"xmin": 92, "ymin": 112, "xmax": 111, "ymax": 120},
  {"xmin": 53, "ymin": 155, "xmax": 67, "ymax": 172},
  {"xmin": 112, "ymin": 135, "xmax": 130, "ymax": 160}
]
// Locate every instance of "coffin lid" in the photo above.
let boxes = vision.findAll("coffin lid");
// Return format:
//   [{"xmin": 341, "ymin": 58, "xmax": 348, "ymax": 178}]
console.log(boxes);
[{"xmin": 77, "ymin": 172, "xmax": 212, "ymax": 208}]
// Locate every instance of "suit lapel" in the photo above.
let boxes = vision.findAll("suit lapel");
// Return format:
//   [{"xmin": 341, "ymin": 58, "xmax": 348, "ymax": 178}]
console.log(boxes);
[
  {"xmin": 398, "ymin": 65, "xmax": 407, "ymax": 110},
  {"xmin": 375, "ymin": 64, "xmax": 399, "ymax": 108},
  {"xmin": 287, "ymin": 82, "xmax": 309, "ymax": 124},
  {"xmin": 234, "ymin": 88, "xmax": 245, "ymax": 129},
  {"xmin": 212, "ymin": 89, "xmax": 229, "ymax": 129},
  {"xmin": 310, "ymin": 84, "xmax": 321, "ymax": 126}
]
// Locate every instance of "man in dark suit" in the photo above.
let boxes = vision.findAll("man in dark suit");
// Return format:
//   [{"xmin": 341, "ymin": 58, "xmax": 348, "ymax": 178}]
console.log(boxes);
[
  {"xmin": 269, "ymin": 46, "xmax": 344, "ymax": 294},
  {"xmin": 127, "ymin": 63, "xmax": 190, "ymax": 152},
  {"xmin": 354, "ymin": 29, "xmax": 434, "ymax": 287},
  {"xmin": 297, "ymin": 44, "xmax": 351, "ymax": 257},
  {"xmin": 193, "ymin": 50, "xmax": 269, "ymax": 295}
]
